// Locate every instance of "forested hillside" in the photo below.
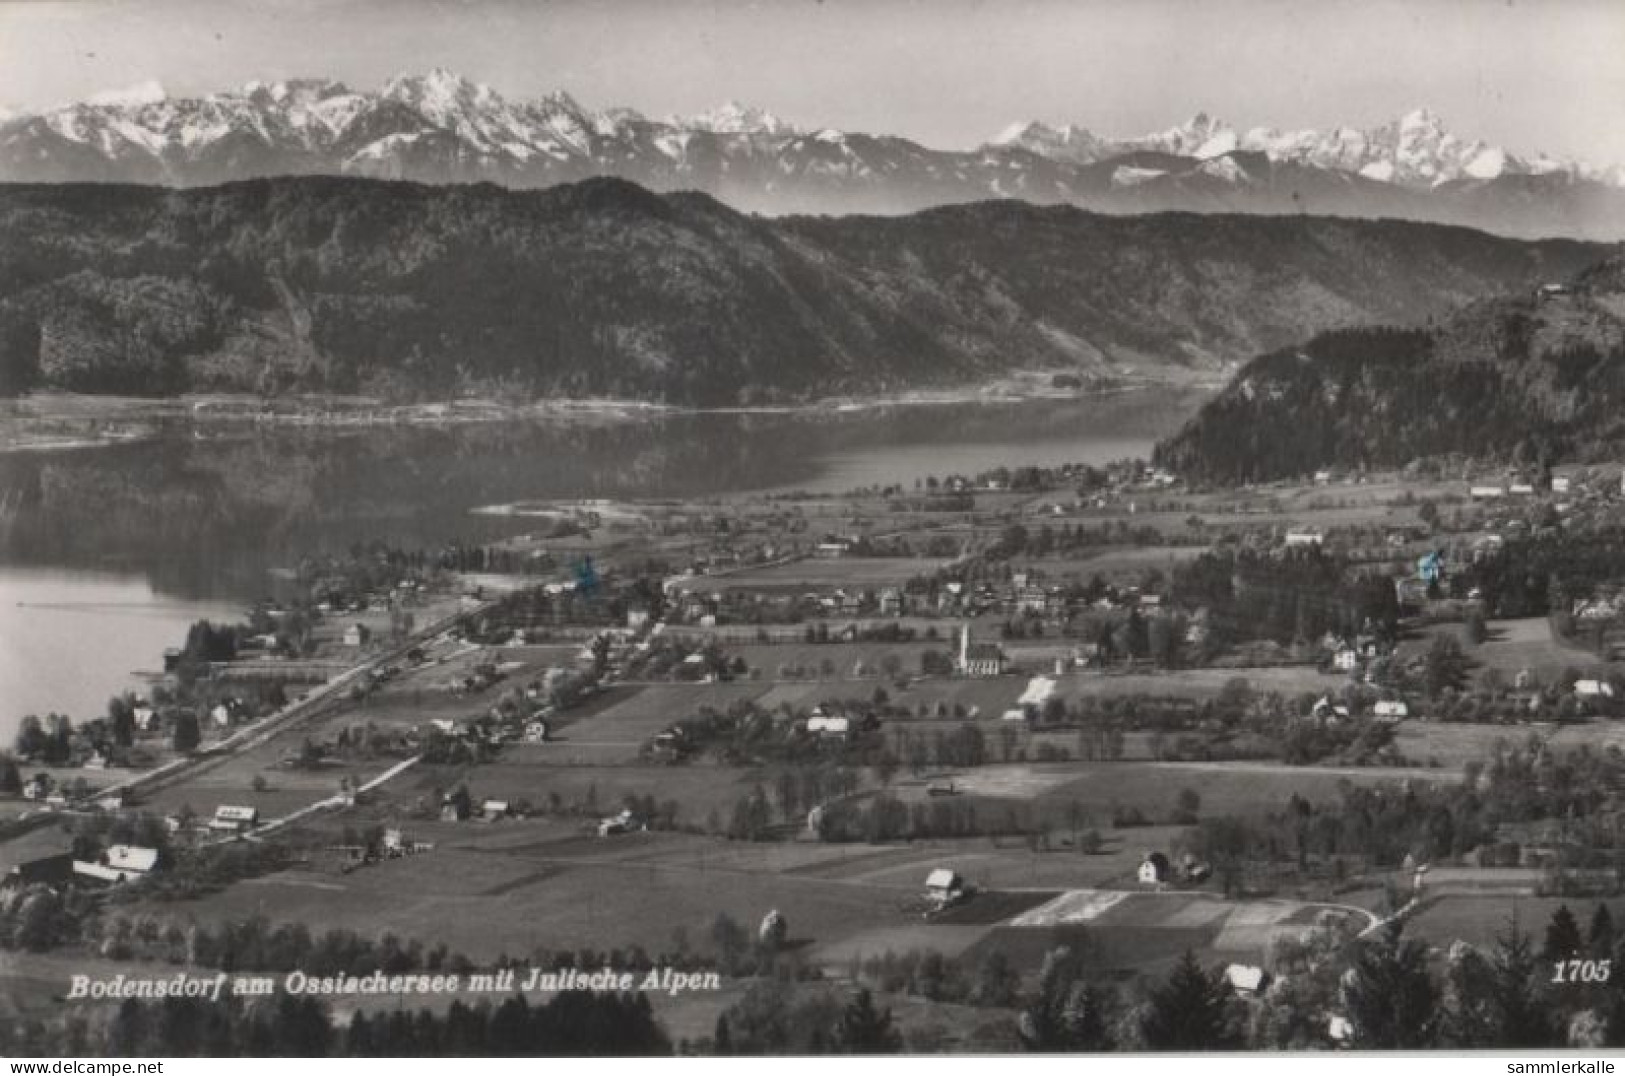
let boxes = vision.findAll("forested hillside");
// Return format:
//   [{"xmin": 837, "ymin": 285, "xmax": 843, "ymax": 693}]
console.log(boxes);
[
  {"xmin": 0, "ymin": 176, "xmax": 1603, "ymax": 403},
  {"xmin": 1154, "ymin": 257, "xmax": 1625, "ymax": 482}
]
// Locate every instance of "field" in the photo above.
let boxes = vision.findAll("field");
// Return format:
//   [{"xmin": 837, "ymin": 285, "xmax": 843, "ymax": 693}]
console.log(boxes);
[
  {"xmin": 725, "ymin": 642, "xmax": 939, "ymax": 678},
  {"xmin": 136, "ymin": 824, "xmax": 925, "ymax": 961},
  {"xmin": 1394, "ymin": 722, "xmax": 1548, "ymax": 769},
  {"xmin": 1058, "ymin": 666, "xmax": 1344, "ymax": 700},
  {"xmin": 883, "ymin": 760, "xmax": 1442, "ymax": 824},
  {"xmin": 1406, "ymin": 894, "xmax": 1621, "ymax": 951},
  {"xmin": 1405, "ymin": 617, "xmax": 1613, "ymax": 681},
  {"xmin": 961, "ymin": 890, "xmax": 1367, "ymax": 978},
  {"xmin": 694, "ymin": 557, "xmax": 951, "ymax": 593},
  {"xmin": 541, "ymin": 683, "xmax": 775, "ymax": 763}
]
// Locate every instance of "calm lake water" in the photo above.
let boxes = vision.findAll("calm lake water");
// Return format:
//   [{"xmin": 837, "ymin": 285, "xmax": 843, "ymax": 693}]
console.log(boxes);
[{"xmin": 0, "ymin": 390, "xmax": 1204, "ymax": 738}]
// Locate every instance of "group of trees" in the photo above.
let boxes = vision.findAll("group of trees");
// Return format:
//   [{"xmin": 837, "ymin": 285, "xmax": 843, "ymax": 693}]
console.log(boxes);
[
  {"xmin": 1, "ymin": 989, "xmax": 670, "ymax": 1058},
  {"xmin": 1171, "ymin": 546, "xmax": 1400, "ymax": 652},
  {"xmin": 712, "ymin": 982, "xmax": 901, "ymax": 1054}
]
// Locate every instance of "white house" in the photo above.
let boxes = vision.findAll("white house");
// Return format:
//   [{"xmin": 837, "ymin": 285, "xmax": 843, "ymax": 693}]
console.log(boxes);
[
  {"xmin": 1224, "ymin": 964, "xmax": 1269, "ymax": 995},
  {"xmin": 342, "ymin": 623, "xmax": 371, "ymax": 647},
  {"xmin": 1138, "ymin": 852, "xmax": 1171, "ymax": 885},
  {"xmin": 73, "ymin": 844, "xmax": 159, "ymax": 884},
  {"xmin": 1312, "ymin": 696, "xmax": 1351, "ymax": 722},
  {"xmin": 1469, "ymin": 485, "xmax": 1507, "ymax": 501},
  {"xmin": 1284, "ymin": 527, "xmax": 1325, "ymax": 548},
  {"xmin": 1017, "ymin": 677, "xmax": 1056, "ymax": 708},
  {"xmin": 1373, "ymin": 700, "xmax": 1410, "ymax": 721},
  {"xmin": 1575, "ymin": 679, "xmax": 1615, "ymax": 699},
  {"xmin": 925, "ymin": 868, "xmax": 966, "ymax": 907},
  {"xmin": 806, "ymin": 713, "xmax": 853, "ymax": 739},
  {"xmin": 598, "ymin": 808, "xmax": 641, "ymax": 837},
  {"xmin": 209, "ymin": 805, "xmax": 259, "ymax": 832}
]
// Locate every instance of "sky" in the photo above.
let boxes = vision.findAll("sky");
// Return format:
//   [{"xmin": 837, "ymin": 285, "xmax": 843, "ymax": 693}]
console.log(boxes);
[{"xmin": 1, "ymin": 0, "xmax": 1622, "ymax": 163}]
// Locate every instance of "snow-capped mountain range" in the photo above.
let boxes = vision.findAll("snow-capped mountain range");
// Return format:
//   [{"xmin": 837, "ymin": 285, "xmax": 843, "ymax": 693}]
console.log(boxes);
[
  {"xmin": 3, "ymin": 69, "xmax": 1622, "ymax": 239},
  {"xmin": 991, "ymin": 109, "xmax": 1625, "ymax": 189}
]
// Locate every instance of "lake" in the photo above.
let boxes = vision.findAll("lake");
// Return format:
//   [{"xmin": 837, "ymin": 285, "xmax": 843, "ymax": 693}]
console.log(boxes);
[{"xmin": 0, "ymin": 389, "xmax": 1205, "ymax": 738}]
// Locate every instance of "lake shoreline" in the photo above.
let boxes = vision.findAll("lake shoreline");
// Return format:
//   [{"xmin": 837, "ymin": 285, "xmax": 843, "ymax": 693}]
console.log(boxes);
[{"xmin": 0, "ymin": 371, "xmax": 1224, "ymax": 455}]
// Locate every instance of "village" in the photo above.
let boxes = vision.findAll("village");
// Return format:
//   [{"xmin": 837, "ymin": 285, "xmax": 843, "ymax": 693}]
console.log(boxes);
[{"xmin": 8, "ymin": 452, "xmax": 1625, "ymax": 1049}]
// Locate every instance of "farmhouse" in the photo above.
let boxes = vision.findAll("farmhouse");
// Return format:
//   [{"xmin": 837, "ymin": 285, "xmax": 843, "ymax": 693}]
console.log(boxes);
[
  {"xmin": 73, "ymin": 844, "xmax": 160, "ymax": 884},
  {"xmin": 806, "ymin": 712, "xmax": 853, "ymax": 739},
  {"xmin": 342, "ymin": 623, "xmax": 372, "ymax": 647},
  {"xmin": 209, "ymin": 805, "xmax": 259, "ymax": 833},
  {"xmin": 1138, "ymin": 852, "xmax": 1171, "ymax": 885},
  {"xmin": 598, "ymin": 808, "xmax": 642, "ymax": 837},
  {"xmin": 1284, "ymin": 527, "xmax": 1324, "ymax": 548},
  {"xmin": 1017, "ymin": 676, "xmax": 1056, "ymax": 709},
  {"xmin": 1469, "ymin": 485, "xmax": 1507, "ymax": 501},
  {"xmin": 1311, "ymin": 696, "xmax": 1351, "ymax": 722},
  {"xmin": 1575, "ymin": 680, "xmax": 1615, "ymax": 699},
  {"xmin": 1224, "ymin": 964, "xmax": 1270, "ymax": 996},
  {"xmin": 925, "ymin": 868, "xmax": 966, "ymax": 908},
  {"xmin": 1372, "ymin": 700, "xmax": 1410, "ymax": 722}
]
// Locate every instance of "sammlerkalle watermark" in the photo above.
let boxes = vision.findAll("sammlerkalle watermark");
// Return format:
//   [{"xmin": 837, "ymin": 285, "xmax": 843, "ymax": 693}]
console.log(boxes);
[{"xmin": 65, "ymin": 966, "xmax": 722, "ymax": 1003}]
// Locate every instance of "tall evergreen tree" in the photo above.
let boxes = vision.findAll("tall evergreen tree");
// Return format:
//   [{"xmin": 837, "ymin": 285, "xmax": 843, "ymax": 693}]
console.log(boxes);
[
  {"xmin": 1344, "ymin": 926, "xmax": 1440, "ymax": 1049},
  {"xmin": 1590, "ymin": 905, "xmax": 1616, "ymax": 958},
  {"xmin": 1489, "ymin": 917, "xmax": 1559, "ymax": 1048},
  {"xmin": 1544, "ymin": 904, "xmax": 1583, "ymax": 961},
  {"xmin": 835, "ymin": 989, "xmax": 901, "ymax": 1054},
  {"xmin": 1020, "ymin": 946, "xmax": 1112, "ymax": 1051},
  {"xmin": 713, "ymin": 1014, "xmax": 732, "ymax": 1056},
  {"xmin": 1139, "ymin": 950, "xmax": 1241, "ymax": 1050}
]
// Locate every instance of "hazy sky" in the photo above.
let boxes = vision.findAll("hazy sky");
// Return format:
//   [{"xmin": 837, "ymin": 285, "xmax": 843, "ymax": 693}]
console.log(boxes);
[{"xmin": 2, "ymin": 0, "xmax": 1622, "ymax": 162}]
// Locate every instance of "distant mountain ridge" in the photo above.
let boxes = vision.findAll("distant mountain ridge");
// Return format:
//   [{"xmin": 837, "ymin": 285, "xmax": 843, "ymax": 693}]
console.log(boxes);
[
  {"xmin": 990, "ymin": 108, "xmax": 1625, "ymax": 189},
  {"xmin": 0, "ymin": 175, "xmax": 1607, "ymax": 404},
  {"xmin": 1154, "ymin": 256, "xmax": 1625, "ymax": 484},
  {"xmin": 2, "ymin": 69, "xmax": 1622, "ymax": 240}
]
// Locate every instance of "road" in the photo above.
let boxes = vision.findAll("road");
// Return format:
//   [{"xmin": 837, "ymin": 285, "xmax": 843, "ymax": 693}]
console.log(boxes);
[{"xmin": 57, "ymin": 597, "xmax": 499, "ymax": 815}]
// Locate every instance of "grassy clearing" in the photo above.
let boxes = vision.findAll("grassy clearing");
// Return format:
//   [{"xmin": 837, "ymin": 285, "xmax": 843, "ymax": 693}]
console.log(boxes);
[{"xmin": 699, "ymin": 558, "xmax": 950, "ymax": 593}]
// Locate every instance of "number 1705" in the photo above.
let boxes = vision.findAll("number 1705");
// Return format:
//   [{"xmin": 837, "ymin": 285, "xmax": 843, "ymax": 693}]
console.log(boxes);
[{"xmin": 1552, "ymin": 959, "xmax": 1612, "ymax": 984}]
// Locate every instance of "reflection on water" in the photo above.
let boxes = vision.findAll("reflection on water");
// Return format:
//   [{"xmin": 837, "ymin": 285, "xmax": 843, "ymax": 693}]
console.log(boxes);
[
  {"xmin": 0, "ymin": 568, "xmax": 243, "ymax": 734},
  {"xmin": 0, "ymin": 390, "xmax": 1205, "ymax": 732}
]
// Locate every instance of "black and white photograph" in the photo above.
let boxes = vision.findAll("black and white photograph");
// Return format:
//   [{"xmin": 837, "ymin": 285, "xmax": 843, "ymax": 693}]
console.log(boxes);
[{"xmin": 0, "ymin": 0, "xmax": 1623, "ymax": 1061}]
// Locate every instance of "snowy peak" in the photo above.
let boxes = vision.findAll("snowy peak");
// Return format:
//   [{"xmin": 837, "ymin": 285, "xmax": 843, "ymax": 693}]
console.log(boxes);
[
  {"xmin": 680, "ymin": 100, "xmax": 796, "ymax": 136},
  {"xmin": 2, "ymin": 75, "xmax": 1621, "ymax": 241},
  {"xmin": 990, "ymin": 121, "xmax": 1108, "ymax": 164},
  {"xmin": 985, "ymin": 107, "xmax": 1621, "ymax": 189},
  {"xmin": 85, "ymin": 80, "xmax": 168, "ymax": 108}
]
